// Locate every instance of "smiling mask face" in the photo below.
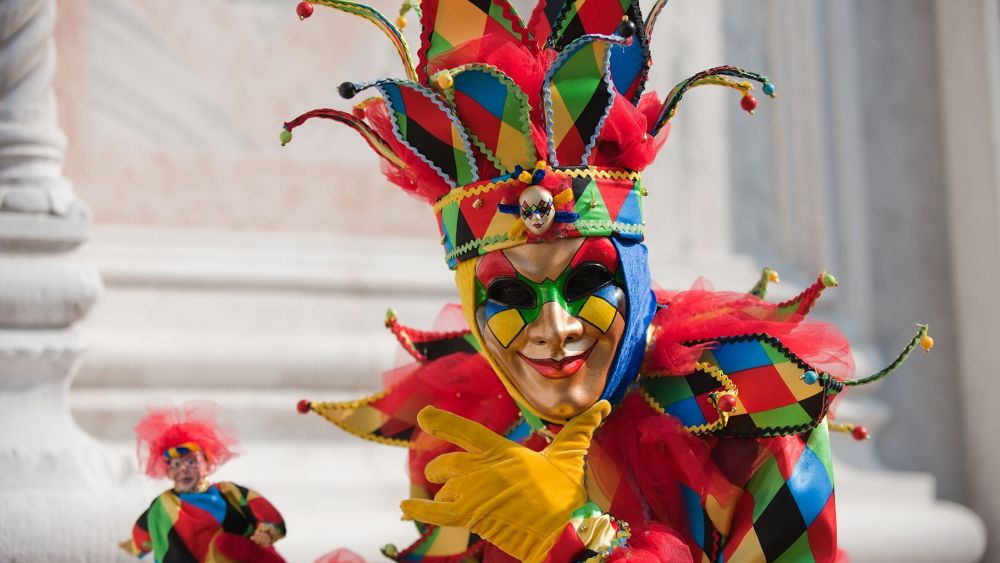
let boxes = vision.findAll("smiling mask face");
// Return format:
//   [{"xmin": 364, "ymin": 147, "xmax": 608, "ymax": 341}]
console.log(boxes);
[{"xmin": 473, "ymin": 238, "xmax": 627, "ymax": 420}]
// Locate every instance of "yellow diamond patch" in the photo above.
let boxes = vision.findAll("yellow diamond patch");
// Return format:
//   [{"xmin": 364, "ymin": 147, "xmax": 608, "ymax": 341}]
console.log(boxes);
[
  {"xmin": 487, "ymin": 308, "xmax": 525, "ymax": 347},
  {"xmin": 579, "ymin": 296, "xmax": 617, "ymax": 333}
]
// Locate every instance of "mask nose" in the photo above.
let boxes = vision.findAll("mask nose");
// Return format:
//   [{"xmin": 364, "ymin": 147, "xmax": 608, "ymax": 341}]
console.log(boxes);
[{"xmin": 522, "ymin": 302, "xmax": 585, "ymax": 358}]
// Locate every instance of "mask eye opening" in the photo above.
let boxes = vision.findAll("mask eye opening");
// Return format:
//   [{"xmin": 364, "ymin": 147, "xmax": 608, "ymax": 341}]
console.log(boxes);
[
  {"xmin": 487, "ymin": 277, "xmax": 537, "ymax": 309},
  {"xmin": 565, "ymin": 262, "xmax": 614, "ymax": 302}
]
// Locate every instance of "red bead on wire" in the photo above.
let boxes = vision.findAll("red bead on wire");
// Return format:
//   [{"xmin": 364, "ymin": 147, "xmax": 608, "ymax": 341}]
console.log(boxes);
[
  {"xmin": 717, "ymin": 393, "xmax": 737, "ymax": 413},
  {"xmin": 296, "ymin": 2, "xmax": 314, "ymax": 20},
  {"xmin": 740, "ymin": 94, "xmax": 758, "ymax": 114},
  {"xmin": 296, "ymin": 399, "xmax": 311, "ymax": 414},
  {"xmin": 851, "ymin": 425, "xmax": 870, "ymax": 441}
]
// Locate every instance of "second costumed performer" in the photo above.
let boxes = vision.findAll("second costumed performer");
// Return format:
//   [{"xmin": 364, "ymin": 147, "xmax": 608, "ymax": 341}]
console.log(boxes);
[{"xmin": 282, "ymin": 0, "xmax": 933, "ymax": 560}]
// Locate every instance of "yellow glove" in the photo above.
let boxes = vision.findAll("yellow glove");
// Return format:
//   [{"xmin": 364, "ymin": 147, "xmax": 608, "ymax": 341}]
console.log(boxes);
[{"xmin": 400, "ymin": 400, "xmax": 611, "ymax": 563}]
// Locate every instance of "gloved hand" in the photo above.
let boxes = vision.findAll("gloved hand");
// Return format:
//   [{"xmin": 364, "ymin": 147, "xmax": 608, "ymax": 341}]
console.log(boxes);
[{"xmin": 400, "ymin": 400, "xmax": 611, "ymax": 563}]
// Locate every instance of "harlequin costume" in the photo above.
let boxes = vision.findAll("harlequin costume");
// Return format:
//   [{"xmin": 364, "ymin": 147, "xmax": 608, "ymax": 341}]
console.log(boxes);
[
  {"xmin": 282, "ymin": 0, "xmax": 933, "ymax": 561},
  {"xmin": 122, "ymin": 403, "xmax": 287, "ymax": 563}
]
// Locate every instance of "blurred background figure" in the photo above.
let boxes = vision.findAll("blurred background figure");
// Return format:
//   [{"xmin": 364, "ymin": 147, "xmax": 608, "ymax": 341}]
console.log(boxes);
[
  {"xmin": 0, "ymin": 0, "xmax": 995, "ymax": 561},
  {"xmin": 122, "ymin": 401, "xmax": 287, "ymax": 562}
]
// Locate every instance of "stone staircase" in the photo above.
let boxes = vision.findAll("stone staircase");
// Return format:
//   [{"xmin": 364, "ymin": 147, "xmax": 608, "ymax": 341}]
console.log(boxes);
[{"xmin": 71, "ymin": 227, "xmax": 986, "ymax": 562}]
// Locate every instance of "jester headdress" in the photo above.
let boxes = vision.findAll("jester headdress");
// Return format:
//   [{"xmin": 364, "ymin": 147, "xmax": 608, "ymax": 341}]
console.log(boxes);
[
  {"xmin": 134, "ymin": 401, "xmax": 238, "ymax": 478},
  {"xmin": 281, "ymin": 0, "xmax": 778, "ymax": 421}
]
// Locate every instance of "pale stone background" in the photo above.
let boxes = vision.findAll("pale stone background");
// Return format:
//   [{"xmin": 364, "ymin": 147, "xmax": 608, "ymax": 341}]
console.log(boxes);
[{"xmin": 0, "ymin": 0, "xmax": 997, "ymax": 561}]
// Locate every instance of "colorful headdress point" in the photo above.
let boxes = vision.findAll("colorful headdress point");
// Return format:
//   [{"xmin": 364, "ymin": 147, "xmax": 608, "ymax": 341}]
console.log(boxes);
[{"xmin": 281, "ymin": 0, "xmax": 776, "ymax": 267}]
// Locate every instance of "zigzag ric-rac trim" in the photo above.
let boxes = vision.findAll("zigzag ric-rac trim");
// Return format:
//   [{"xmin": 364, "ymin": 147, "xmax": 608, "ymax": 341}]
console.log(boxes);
[
  {"xmin": 432, "ymin": 177, "xmax": 517, "ymax": 212},
  {"xmin": 443, "ymin": 234, "xmax": 513, "ymax": 261},
  {"xmin": 574, "ymin": 221, "xmax": 645, "ymax": 234},
  {"xmin": 557, "ymin": 168, "xmax": 641, "ymax": 181}
]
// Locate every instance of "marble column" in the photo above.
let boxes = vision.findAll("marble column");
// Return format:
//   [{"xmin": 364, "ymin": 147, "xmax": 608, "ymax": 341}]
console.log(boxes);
[
  {"xmin": 935, "ymin": 0, "xmax": 1000, "ymax": 558},
  {"xmin": 0, "ymin": 0, "xmax": 129, "ymax": 560}
]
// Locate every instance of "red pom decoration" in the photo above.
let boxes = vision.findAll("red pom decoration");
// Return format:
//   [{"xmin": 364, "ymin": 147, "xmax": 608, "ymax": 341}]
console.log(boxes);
[
  {"xmin": 851, "ymin": 425, "xmax": 870, "ymax": 441},
  {"xmin": 740, "ymin": 94, "xmax": 758, "ymax": 114},
  {"xmin": 296, "ymin": 399, "xmax": 311, "ymax": 414},
  {"xmin": 717, "ymin": 393, "xmax": 737, "ymax": 413},
  {"xmin": 296, "ymin": 2, "xmax": 314, "ymax": 20}
]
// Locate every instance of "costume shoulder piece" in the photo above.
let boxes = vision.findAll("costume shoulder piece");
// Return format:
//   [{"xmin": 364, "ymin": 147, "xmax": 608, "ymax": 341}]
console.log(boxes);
[
  {"xmin": 298, "ymin": 309, "xmax": 521, "ymax": 447},
  {"xmin": 640, "ymin": 270, "xmax": 933, "ymax": 439}
]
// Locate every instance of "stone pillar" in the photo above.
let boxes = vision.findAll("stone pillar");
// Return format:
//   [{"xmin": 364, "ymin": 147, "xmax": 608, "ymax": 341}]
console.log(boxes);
[
  {"xmin": 0, "ymin": 1, "xmax": 128, "ymax": 560},
  {"xmin": 935, "ymin": 0, "xmax": 1000, "ymax": 558},
  {"xmin": 721, "ymin": 1, "xmax": 987, "ymax": 560}
]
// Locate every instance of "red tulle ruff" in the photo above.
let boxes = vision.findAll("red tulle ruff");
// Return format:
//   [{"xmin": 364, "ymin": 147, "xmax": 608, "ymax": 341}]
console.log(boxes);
[
  {"xmin": 385, "ymin": 352, "xmax": 520, "ymax": 494},
  {"xmin": 428, "ymin": 36, "xmax": 552, "ymax": 113},
  {"xmin": 595, "ymin": 393, "xmax": 748, "ymax": 540},
  {"xmin": 363, "ymin": 99, "xmax": 453, "ymax": 204},
  {"xmin": 607, "ymin": 522, "xmax": 694, "ymax": 562},
  {"xmin": 590, "ymin": 93, "xmax": 670, "ymax": 171},
  {"xmin": 133, "ymin": 401, "xmax": 238, "ymax": 478},
  {"xmin": 644, "ymin": 284, "xmax": 855, "ymax": 380}
]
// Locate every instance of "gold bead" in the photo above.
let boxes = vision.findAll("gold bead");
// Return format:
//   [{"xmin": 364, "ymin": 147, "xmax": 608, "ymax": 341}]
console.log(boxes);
[
  {"xmin": 396, "ymin": 15, "xmax": 407, "ymax": 29},
  {"xmin": 472, "ymin": 198, "xmax": 482, "ymax": 208},
  {"xmin": 589, "ymin": 200, "xmax": 598, "ymax": 209},
  {"xmin": 768, "ymin": 269, "xmax": 780, "ymax": 283},
  {"xmin": 639, "ymin": 187, "xmax": 648, "ymax": 196},
  {"xmin": 920, "ymin": 334, "xmax": 934, "ymax": 353},
  {"xmin": 436, "ymin": 72, "xmax": 454, "ymax": 89}
]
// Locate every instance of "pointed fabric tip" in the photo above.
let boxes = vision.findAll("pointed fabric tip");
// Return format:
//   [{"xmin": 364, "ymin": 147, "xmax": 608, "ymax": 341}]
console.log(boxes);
[
  {"xmin": 654, "ymin": 66, "xmax": 774, "ymax": 135},
  {"xmin": 840, "ymin": 324, "xmax": 929, "ymax": 387},
  {"xmin": 384, "ymin": 309, "xmax": 475, "ymax": 363},
  {"xmin": 749, "ymin": 267, "xmax": 778, "ymax": 299},
  {"xmin": 770, "ymin": 271, "xmax": 836, "ymax": 320}
]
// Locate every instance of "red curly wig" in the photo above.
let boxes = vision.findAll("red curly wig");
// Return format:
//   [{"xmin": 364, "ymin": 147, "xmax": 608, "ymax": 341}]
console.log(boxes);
[{"xmin": 134, "ymin": 401, "xmax": 238, "ymax": 479}]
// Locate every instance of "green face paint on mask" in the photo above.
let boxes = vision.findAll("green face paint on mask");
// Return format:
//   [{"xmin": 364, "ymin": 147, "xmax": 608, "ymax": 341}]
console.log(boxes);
[{"xmin": 475, "ymin": 255, "xmax": 625, "ymax": 348}]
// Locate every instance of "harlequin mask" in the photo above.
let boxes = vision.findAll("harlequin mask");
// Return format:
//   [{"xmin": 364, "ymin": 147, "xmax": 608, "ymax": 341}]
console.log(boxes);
[{"xmin": 473, "ymin": 238, "xmax": 626, "ymax": 419}]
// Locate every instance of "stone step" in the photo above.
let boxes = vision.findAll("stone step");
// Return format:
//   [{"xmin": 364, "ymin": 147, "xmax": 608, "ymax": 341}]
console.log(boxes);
[
  {"xmin": 71, "ymin": 387, "xmax": 377, "ymax": 442},
  {"xmin": 83, "ymin": 390, "xmax": 987, "ymax": 563}
]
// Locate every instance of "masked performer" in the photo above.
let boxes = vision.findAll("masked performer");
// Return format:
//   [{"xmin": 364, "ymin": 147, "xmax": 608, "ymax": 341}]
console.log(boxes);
[
  {"xmin": 120, "ymin": 402, "xmax": 287, "ymax": 563},
  {"xmin": 282, "ymin": 0, "xmax": 932, "ymax": 560}
]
